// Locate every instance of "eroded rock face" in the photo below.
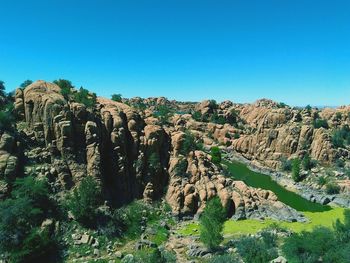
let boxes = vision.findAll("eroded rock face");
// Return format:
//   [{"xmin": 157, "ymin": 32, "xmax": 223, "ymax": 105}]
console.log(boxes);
[
  {"xmin": 15, "ymin": 81, "xmax": 171, "ymax": 206},
  {"xmin": 166, "ymin": 147, "xmax": 304, "ymax": 221},
  {"xmin": 0, "ymin": 132, "xmax": 19, "ymax": 199}
]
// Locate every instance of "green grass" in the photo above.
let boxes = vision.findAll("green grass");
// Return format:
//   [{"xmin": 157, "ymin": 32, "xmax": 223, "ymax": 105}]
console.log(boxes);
[{"xmin": 179, "ymin": 207, "xmax": 347, "ymax": 236}]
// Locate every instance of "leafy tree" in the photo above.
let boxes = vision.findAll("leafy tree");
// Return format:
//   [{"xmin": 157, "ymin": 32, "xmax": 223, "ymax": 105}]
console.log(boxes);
[
  {"xmin": 192, "ymin": 111, "xmax": 202, "ymax": 121},
  {"xmin": 20, "ymin": 80, "xmax": 33, "ymax": 88},
  {"xmin": 74, "ymin": 87, "xmax": 97, "ymax": 108},
  {"xmin": 332, "ymin": 125, "xmax": 350, "ymax": 148},
  {"xmin": 305, "ymin": 104, "xmax": 312, "ymax": 113},
  {"xmin": 200, "ymin": 196, "xmax": 226, "ymax": 250},
  {"xmin": 292, "ymin": 158, "xmax": 301, "ymax": 182},
  {"xmin": 0, "ymin": 80, "xmax": 5, "ymax": 97},
  {"xmin": 0, "ymin": 108, "xmax": 14, "ymax": 132},
  {"xmin": 179, "ymin": 132, "xmax": 198, "ymax": 156},
  {"xmin": 111, "ymin": 93, "xmax": 122, "ymax": 102},
  {"xmin": 173, "ymin": 158, "xmax": 188, "ymax": 177},
  {"xmin": 53, "ymin": 79, "xmax": 74, "ymax": 99},
  {"xmin": 210, "ymin": 146, "xmax": 221, "ymax": 165},
  {"xmin": 67, "ymin": 176, "xmax": 102, "ymax": 226}
]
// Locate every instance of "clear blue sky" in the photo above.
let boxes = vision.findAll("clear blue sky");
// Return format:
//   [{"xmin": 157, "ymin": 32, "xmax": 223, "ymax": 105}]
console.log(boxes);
[{"xmin": 1, "ymin": 0, "xmax": 350, "ymax": 106}]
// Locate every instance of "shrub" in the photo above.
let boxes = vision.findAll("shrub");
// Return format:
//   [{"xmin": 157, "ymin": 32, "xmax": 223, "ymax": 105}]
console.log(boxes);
[
  {"xmin": 111, "ymin": 93, "xmax": 122, "ymax": 102},
  {"xmin": 0, "ymin": 108, "xmax": 14, "ymax": 132},
  {"xmin": 302, "ymin": 154, "xmax": 314, "ymax": 170},
  {"xmin": 67, "ymin": 176, "xmax": 102, "ymax": 227},
  {"xmin": 210, "ymin": 146, "xmax": 222, "ymax": 166},
  {"xmin": 236, "ymin": 235, "xmax": 278, "ymax": 263},
  {"xmin": 179, "ymin": 132, "xmax": 197, "ymax": 156},
  {"xmin": 233, "ymin": 132, "xmax": 240, "ymax": 139},
  {"xmin": 332, "ymin": 125, "xmax": 350, "ymax": 148},
  {"xmin": 173, "ymin": 158, "xmax": 188, "ymax": 177},
  {"xmin": 207, "ymin": 254, "xmax": 239, "ymax": 263},
  {"xmin": 292, "ymin": 158, "xmax": 302, "ymax": 182},
  {"xmin": 200, "ymin": 196, "xmax": 226, "ymax": 249},
  {"xmin": 282, "ymin": 226, "xmax": 336, "ymax": 263},
  {"xmin": 280, "ymin": 157, "xmax": 292, "ymax": 172},
  {"xmin": 325, "ymin": 182, "xmax": 340, "ymax": 194},
  {"xmin": 154, "ymin": 105, "xmax": 173, "ymax": 125},
  {"xmin": 313, "ymin": 118, "xmax": 329, "ymax": 129},
  {"xmin": 74, "ymin": 87, "xmax": 97, "ymax": 108},
  {"xmin": 53, "ymin": 79, "xmax": 74, "ymax": 99},
  {"xmin": 335, "ymin": 158, "xmax": 345, "ymax": 168},
  {"xmin": 0, "ymin": 80, "xmax": 5, "ymax": 97},
  {"xmin": 210, "ymin": 112, "xmax": 226, "ymax": 125},
  {"xmin": 0, "ymin": 177, "xmax": 58, "ymax": 262},
  {"xmin": 317, "ymin": 176, "xmax": 328, "ymax": 186},
  {"xmin": 192, "ymin": 111, "xmax": 202, "ymax": 121}
]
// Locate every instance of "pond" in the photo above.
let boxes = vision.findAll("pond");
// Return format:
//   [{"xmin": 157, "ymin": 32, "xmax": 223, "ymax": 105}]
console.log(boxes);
[{"xmin": 224, "ymin": 160, "xmax": 331, "ymax": 212}]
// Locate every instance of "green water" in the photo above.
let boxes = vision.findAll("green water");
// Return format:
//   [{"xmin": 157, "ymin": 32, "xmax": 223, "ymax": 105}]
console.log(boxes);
[{"xmin": 224, "ymin": 160, "xmax": 331, "ymax": 212}]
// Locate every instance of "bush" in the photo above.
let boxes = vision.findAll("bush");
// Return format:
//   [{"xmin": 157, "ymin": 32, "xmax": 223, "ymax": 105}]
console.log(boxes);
[
  {"xmin": 280, "ymin": 157, "xmax": 292, "ymax": 172},
  {"xmin": 332, "ymin": 125, "xmax": 350, "ymax": 148},
  {"xmin": 325, "ymin": 182, "xmax": 340, "ymax": 194},
  {"xmin": 74, "ymin": 87, "xmax": 97, "ymax": 108},
  {"xmin": 283, "ymin": 210, "xmax": 350, "ymax": 263},
  {"xmin": 67, "ymin": 176, "xmax": 102, "ymax": 227},
  {"xmin": 111, "ymin": 93, "xmax": 122, "ymax": 102},
  {"xmin": 292, "ymin": 158, "xmax": 302, "ymax": 182},
  {"xmin": 0, "ymin": 80, "xmax": 5, "ymax": 97},
  {"xmin": 313, "ymin": 118, "xmax": 329, "ymax": 129},
  {"xmin": 335, "ymin": 158, "xmax": 345, "ymax": 168},
  {"xmin": 302, "ymin": 154, "xmax": 314, "ymax": 170},
  {"xmin": 173, "ymin": 158, "xmax": 188, "ymax": 177},
  {"xmin": 179, "ymin": 132, "xmax": 197, "ymax": 156},
  {"xmin": 210, "ymin": 146, "xmax": 221, "ymax": 166},
  {"xmin": 153, "ymin": 105, "xmax": 173, "ymax": 125},
  {"xmin": 210, "ymin": 112, "xmax": 226, "ymax": 125},
  {"xmin": 282, "ymin": 226, "xmax": 336, "ymax": 263},
  {"xmin": 0, "ymin": 108, "xmax": 14, "ymax": 131},
  {"xmin": 235, "ymin": 234, "xmax": 278, "ymax": 263},
  {"xmin": 317, "ymin": 176, "xmax": 328, "ymax": 186},
  {"xmin": 200, "ymin": 196, "xmax": 226, "ymax": 249},
  {"xmin": 192, "ymin": 111, "xmax": 203, "ymax": 121},
  {"xmin": 207, "ymin": 254, "xmax": 239, "ymax": 263},
  {"xmin": 53, "ymin": 79, "xmax": 74, "ymax": 99},
  {"xmin": 0, "ymin": 177, "xmax": 59, "ymax": 262}
]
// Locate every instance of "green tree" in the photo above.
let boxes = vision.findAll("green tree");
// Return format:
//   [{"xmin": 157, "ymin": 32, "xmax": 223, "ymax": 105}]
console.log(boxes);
[
  {"xmin": 53, "ymin": 79, "xmax": 74, "ymax": 99},
  {"xmin": 74, "ymin": 87, "xmax": 97, "ymax": 108},
  {"xmin": 20, "ymin": 80, "xmax": 33, "ymax": 88},
  {"xmin": 292, "ymin": 158, "xmax": 301, "ymax": 182},
  {"xmin": 302, "ymin": 153, "xmax": 313, "ymax": 170},
  {"xmin": 210, "ymin": 146, "xmax": 221, "ymax": 165},
  {"xmin": 111, "ymin": 93, "xmax": 122, "ymax": 102},
  {"xmin": 67, "ymin": 176, "xmax": 102, "ymax": 226},
  {"xmin": 200, "ymin": 196, "xmax": 226, "ymax": 250},
  {"xmin": 0, "ymin": 80, "xmax": 5, "ymax": 97},
  {"xmin": 179, "ymin": 132, "xmax": 197, "ymax": 156},
  {"xmin": 154, "ymin": 105, "xmax": 173, "ymax": 125}
]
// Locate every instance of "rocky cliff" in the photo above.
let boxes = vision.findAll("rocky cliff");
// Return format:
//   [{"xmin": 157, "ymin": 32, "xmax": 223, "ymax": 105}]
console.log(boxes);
[{"xmin": 4, "ymin": 80, "xmax": 306, "ymax": 221}]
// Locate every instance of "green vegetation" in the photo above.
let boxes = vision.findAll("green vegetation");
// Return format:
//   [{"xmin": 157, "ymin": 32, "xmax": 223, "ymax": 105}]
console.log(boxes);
[
  {"xmin": 0, "ymin": 81, "xmax": 15, "ymax": 132},
  {"xmin": 111, "ymin": 93, "xmax": 122, "ymax": 102},
  {"xmin": 332, "ymin": 125, "xmax": 350, "ymax": 148},
  {"xmin": 280, "ymin": 156, "xmax": 292, "ymax": 171},
  {"xmin": 317, "ymin": 176, "xmax": 328, "ymax": 186},
  {"xmin": 179, "ymin": 131, "xmax": 201, "ymax": 156},
  {"xmin": 67, "ymin": 176, "xmax": 102, "ymax": 227},
  {"xmin": 210, "ymin": 112, "xmax": 226, "ymax": 125},
  {"xmin": 282, "ymin": 210, "xmax": 350, "ymax": 263},
  {"xmin": 20, "ymin": 79, "xmax": 33, "ymax": 88},
  {"xmin": 153, "ymin": 105, "xmax": 173, "ymax": 125},
  {"xmin": 74, "ymin": 87, "xmax": 97, "ymax": 108},
  {"xmin": 0, "ymin": 80, "xmax": 5, "ymax": 97},
  {"xmin": 0, "ymin": 176, "xmax": 60, "ymax": 263},
  {"xmin": 302, "ymin": 153, "xmax": 316, "ymax": 170},
  {"xmin": 53, "ymin": 79, "xmax": 74, "ymax": 99},
  {"xmin": 313, "ymin": 118, "xmax": 329, "ymax": 129},
  {"xmin": 207, "ymin": 254, "xmax": 239, "ymax": 263},
  {"xmin": 173, "ymin": 157, "xmax": 188, "ymax": 177},
  {"xmin": 199, "ymin": 196, "xmax": 226, "ymax": 249},
  {"xmin": 235, "ymin": 231, "xmax": 278, "ymax": 263},
  {"xmin": 325, "ymin": 181, "xmax": 340, "ymax": 194},
  {"xmin": 210, "ymin": 146, "xmax": 222, "ymax": 165},
  {"xmin": 292, "ymin": 158, "xmax": 302, "ymax": 182}
]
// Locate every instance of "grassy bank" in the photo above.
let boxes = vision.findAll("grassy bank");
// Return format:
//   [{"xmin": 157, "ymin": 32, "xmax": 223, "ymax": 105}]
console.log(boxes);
[{"xmin": 179, "ymin": 207, "xmax": 346, "ymax": 237}]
